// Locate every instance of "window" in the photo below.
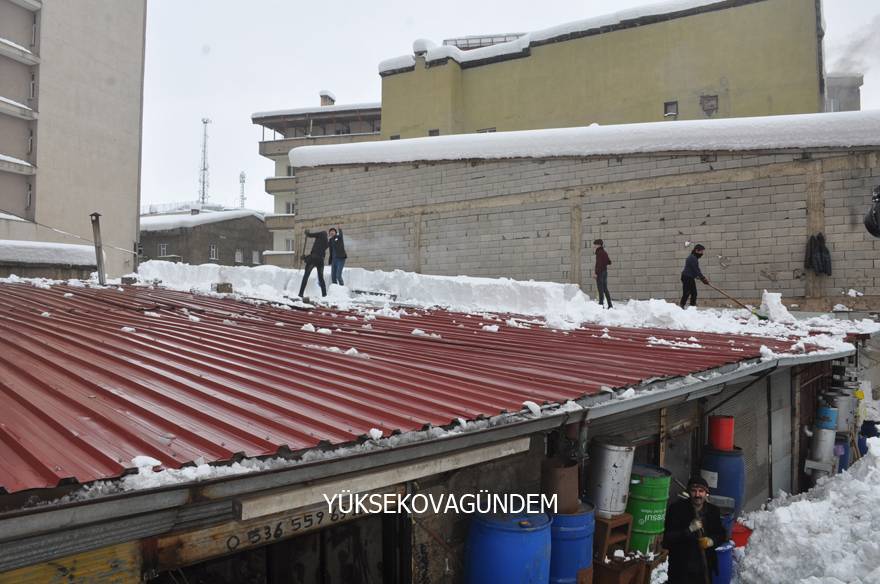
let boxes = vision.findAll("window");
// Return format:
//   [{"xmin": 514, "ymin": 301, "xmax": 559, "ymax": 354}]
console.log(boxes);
[
  {"xmin": 700, "ymin": 95, "xmax": 719, "ymax": 116},
  {"xmin": 390, "ymin": 135, "xmax": 400, "ymax": 140},
  {"xmin": 29, "ymin": 73, "xmax": 36, "ymax": 99},
  {"xmin": 285, "ymin": 201, "xmax": 296, "ymax": 214},
  {"xmin": 428, "ymin": 129, "xmax": 440, "ymax": 136},
  {"xmin": 287, "ymin": 165, "xmax": 295, "ymax": 177},
  {"xmin": 285, "ymin": 238, "xmax": 295, "ymax": 252},
  {"xmin": 137, "ymin": 244, "xmax": 144, "ymax": 256},
  {"xmin": 31, "ymin": 15, "xmax": 37, "ymax": 47},
  {"xmin": 27, "ymin": 129, "xmax": 33, "ymax": 154},
  {"xmin": 664, "ymin": 101, "xmax": 678, "ymax": 118},
  {"xmin": 334, "ymin": 125, "xmax": 351, "ymax": 135},
  {"xmin": 234, "ymin": 248, "xmax": 243, "ymax": 263},
  {"xmin": 476, "ymin": 127, "xmax": 496, "ymax": 133},
  {"xmin": 252, "ymin": 250, "xmax": 261, "ymax": 264},
  {"xmin": 209, "ymin": 243, "xmax": 218, "ymax": 260},
  {"xmin": 25, "ymin": 183, "xmax": 32, "ymax": 209},
  {"xmin": 158, "ymin": 243, "xmax": 168, "ymax": 256}
]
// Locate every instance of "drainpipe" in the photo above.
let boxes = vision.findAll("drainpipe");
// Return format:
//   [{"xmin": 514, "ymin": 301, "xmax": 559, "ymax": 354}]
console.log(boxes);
[{"xmin": 89, "ymin": 212, "xmax": 106, "ymax": 285}]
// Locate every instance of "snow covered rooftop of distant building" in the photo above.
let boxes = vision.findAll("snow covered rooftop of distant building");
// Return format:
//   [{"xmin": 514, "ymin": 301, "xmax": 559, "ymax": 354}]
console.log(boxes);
[
  {"xmin": 379, "ymin": 0, "xmax": 728, "ymax": 73},
  {"xmin": 0, "ymin": 239, "xmax": 95, "ymax": 266},
  {"xmin": 140, "ymin": 209, "xmax": 265, "ymax": 232},
  {"xmin": 291, "ymin": 110, "xmax": 880, "ymax": 168},
  {"xmin": 252, "ymin": 102, "xmax": 381, "ymax": 121}
]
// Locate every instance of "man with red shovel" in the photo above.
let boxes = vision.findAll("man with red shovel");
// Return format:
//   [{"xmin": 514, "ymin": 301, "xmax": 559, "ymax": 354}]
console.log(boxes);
[{"xmin": 663, "ymin": 476, "xmax": 727, "ymax": 584}]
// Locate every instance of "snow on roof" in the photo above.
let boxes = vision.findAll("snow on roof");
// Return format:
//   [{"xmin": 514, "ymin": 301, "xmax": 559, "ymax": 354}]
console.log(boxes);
[
  {"xmin": 0, "ymin": 212, "xmax": 27, "ymax": 222},
  {"xmin": 0, "ymin": 36, "xmax": 33, "ymax": 54},
  {"xmin": 379, "ymin": 0, "xmax": 727, "ymax": 73},
  {"xmin": 0, "ymin": 95, "xmax": 32, "ymax": 110},
  {"xmin": 140, "ymin": 209, "xmax": 265, "ymax": 232},
  {"xmin": 251, "ymin": 102, "xmax": 381, "ymax": 121},
  {"xmin": 0, "ymin": 239, "xmax": 95, "ymax": 266},
  {"xmin": 0, "ymin": 152, "xmax": 33, "ymax": 167},
  {"xmin": 291, "ymin": 110, "xmax": 880, "ymax": 168},
  {"xmin": 319, "ymin": 89, "xmax": 336, "ymax": 100}
]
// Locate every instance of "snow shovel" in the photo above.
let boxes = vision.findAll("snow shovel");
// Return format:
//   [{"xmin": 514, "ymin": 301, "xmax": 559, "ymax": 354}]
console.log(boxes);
[{"xmin": 705, "ymin": 282, "xmax": 768, "ymax": 321}]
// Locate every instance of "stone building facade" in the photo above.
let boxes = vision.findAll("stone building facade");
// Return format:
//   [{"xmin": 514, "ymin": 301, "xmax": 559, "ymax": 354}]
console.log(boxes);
[{"xmin": 289, "ymin": 116, "xmax": 880, "ymax": 310}]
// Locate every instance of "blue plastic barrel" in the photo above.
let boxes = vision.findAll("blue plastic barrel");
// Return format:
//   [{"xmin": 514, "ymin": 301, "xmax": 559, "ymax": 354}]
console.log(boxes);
[
  {"xmin": 465, "ymin": 513, "xmax": 552, "ymax": 584},
  {"xmin": 720, "ymin": 513, "xmax": 734, "ymax": 538},
  {"xmin": 712, "ymin": 541, "xmax": 735, "ymax": 584},
  {"xmin": 816, "ymin": 406, "xmax": 838, "ymax": 431},
  {"xmin": 701, "ymin": 447, "xmax": 746, "ymax": 516},
  {"xmin": 550, "ymin": 503, "xmax": 594, "ymax": 584},
  {"xmin": 835, "ymin": 437, "xmax": 851, "ymax": 473},
  {"xmin": 858, "ymin": 434, "xmax": 868, "ymax": 456}
]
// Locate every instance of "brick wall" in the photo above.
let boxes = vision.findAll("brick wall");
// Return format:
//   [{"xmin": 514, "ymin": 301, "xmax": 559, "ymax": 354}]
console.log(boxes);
[{"xmin": 293, "ymin": 150, "xmax": 880, "ymax": 308}]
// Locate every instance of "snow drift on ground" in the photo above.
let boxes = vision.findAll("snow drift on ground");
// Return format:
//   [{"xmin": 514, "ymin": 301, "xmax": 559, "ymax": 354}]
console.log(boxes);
[
  {"xmin": 136, "ymin": 261, "xmax": 878, "ymax": 350},
  {"xmin": 737, "ymin": 438, "xmax": 880, "ymax": 584}
]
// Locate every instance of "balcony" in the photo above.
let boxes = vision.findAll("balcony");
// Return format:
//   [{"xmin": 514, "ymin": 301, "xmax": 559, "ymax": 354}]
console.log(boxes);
[
  {"xmin": 0, "ymin": 153, "xmax": 35, "ymax": 175},
  {"xmin": 0, "ymin": 37, "xmax": 40, "ymax": 66},
  {"xmin": 265, "ymin": 176, "xmax": 297, "ymax": 194},
  {"xmin": 259, "ymin": 132, "xmax": 381, "ymax": 157},
  {"xmin": 0, "ymin": 96, "xmax": 37, "ymax": 121},
  {"xmin": 265, "ymin": 214, "xmax": 297, "ymax": 231},
  {"xmin": 9, "ymin": 0, "xmax": 42, "ymax": 10}
]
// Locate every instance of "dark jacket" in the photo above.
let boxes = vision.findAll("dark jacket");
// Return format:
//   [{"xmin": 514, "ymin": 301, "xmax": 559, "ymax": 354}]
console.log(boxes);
[
  {"xmin": 663, "ymin": 499, "xmax": 727, "ymax": 584},
  {"xmin": 305, "ymin": 230, "xmax": 329, "ymax": 263},
  {"xmin": 682, "ymin": 253, "xmax": 705, "ymax": 280},
  {"xmin": 595, "ymin": 247, "xmax": 611, "ymax": 276},
  {"xmin": 329, "ymin": 230, "xmax": 347, "ymax": 260},
  {"xmin": 804, "ymin": 233, "xmax": 832, "ymax": 276}
]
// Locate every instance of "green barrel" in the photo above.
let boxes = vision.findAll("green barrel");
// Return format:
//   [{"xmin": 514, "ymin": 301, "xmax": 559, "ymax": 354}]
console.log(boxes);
[{"xmin": 625, "ymin": 464, "xmax": 672, "ymax": 553}]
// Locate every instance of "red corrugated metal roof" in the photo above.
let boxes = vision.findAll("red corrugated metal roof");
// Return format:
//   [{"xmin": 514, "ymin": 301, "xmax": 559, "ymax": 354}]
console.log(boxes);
[{"xmin": 0, "ymin": 283, "xmax": 799, "ymax": 494}]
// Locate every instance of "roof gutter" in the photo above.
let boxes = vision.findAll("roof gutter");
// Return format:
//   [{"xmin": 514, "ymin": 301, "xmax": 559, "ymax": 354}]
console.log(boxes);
[{"xmin": 0, "ymin": 350, "xmax": 851, "ymax": 571}]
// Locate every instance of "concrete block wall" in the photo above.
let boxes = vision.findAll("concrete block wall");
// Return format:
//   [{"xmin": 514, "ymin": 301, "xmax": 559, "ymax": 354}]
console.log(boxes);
[{"xmin": 294, "ymin": 150, "xmax": 880, "ymax": 307}]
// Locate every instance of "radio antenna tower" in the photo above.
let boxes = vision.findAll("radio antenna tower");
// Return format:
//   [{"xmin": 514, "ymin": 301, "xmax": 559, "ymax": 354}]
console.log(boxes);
[
  {"xmin": 239, "ymin": 171, "xmax": 247, "ymax": 208},
  {"xmin": 198, "ymin": 118, "xmax": 211, "ymax": 205}
]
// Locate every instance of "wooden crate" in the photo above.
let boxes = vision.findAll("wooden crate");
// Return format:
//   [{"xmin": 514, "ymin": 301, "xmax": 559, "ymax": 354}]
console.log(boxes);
[{"xmin": 593, "ymin": 513, "xmax": 633, "ymax": 561}]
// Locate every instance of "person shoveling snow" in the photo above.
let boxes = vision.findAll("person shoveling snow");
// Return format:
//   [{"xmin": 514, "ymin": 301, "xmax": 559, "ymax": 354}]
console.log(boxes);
[{"xmin": 736, "ymin": 437, "xmax": 880, "ymax": 583}]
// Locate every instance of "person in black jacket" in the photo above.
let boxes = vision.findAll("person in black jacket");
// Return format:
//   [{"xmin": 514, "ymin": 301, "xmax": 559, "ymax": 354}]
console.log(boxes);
[
  {"xmin": 662, "ymin": 476, "xmax": 728, "ymax": 584},
  {"xmin": 298, "ymin": 229, "xmax": 328, "ymax": 298},
  {"xmin": 328, "ymin": 227, "xmax": 347, "ymax": 286},
  {"xmin": 680, "ymin": 244, "xmax": 709, "ymax": 308}
]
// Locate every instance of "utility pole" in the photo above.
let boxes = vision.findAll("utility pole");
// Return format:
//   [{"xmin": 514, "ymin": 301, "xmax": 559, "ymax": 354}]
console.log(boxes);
[
  {"xmin": 239, "ymin": 171, "xmax": 247, "ymax": 209},
  {"xmin": 198, "ymin": 118, "xmax": 211, "ymax": 205},
  {"xmin": 89, "ymin": 212, "xmax": 106, "ymax": 285}
]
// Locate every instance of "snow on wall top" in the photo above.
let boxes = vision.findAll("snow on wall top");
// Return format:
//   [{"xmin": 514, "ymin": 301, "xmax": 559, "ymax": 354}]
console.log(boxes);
[
  {"xmin": 0, "ymin": 152, "xmax": 33, "ymax": 167},
  {"xmin": 0, "ymin": 95, "xmax": 32, "ymax": 110},
  {"xmin": 140, "ymin": 209, "xmax": 265, "ymax": 232},
  {"xmin": 252, "ymin": 102, "xmax": 381, "ymax": 121},
  {"xmin": 291, "ymin": 110, "xmax": 880, "ymax": 168},
  {"xmin": 0, "ymin": 212, "xmax": 27, "ymax": 222},
  {"xmin": 379, "ymin": 0, "xmax": 727, "ymax": 73},
  {"xmin": 0, "ymin": 239, "xmax": 95, "ymax": 266}
]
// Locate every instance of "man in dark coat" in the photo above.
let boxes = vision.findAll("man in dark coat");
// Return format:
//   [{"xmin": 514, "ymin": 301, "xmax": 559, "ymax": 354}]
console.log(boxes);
[
  {"xmin": 680, "ymin": 244, "xmax": 709, "ymax": 308},
  {"xmin": 298, "ymin": 229, "xmax": 328, "ymax": 298},
  {"xmin": 593, "ymin": 239, "xmax": 612, "ymax": 309},
  {"xmin": 662, "ymin": 476, "xmax": 727, "ymax": 584},
  {"xmin": 328, "ymin": 227, "xmax": 347, "ymax": 286}
]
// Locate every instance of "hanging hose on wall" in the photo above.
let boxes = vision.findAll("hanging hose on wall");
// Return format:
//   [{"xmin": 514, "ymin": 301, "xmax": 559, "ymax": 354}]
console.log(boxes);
[{"xmin": 863, "ymin": 185, "xmax": 880, "ymax": 238}]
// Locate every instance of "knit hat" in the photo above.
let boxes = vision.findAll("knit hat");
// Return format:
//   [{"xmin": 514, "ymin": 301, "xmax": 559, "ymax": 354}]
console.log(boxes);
[
  {"xmin": 688, "ymin": 476, "xmax": 709, "ymax": 490},
  {"xmin": 693, "ymin": 244, "xmax": 705, "ymax": 252}
]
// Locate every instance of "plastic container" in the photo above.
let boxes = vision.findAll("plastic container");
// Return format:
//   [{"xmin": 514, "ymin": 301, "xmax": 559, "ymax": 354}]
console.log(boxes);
[
  {"xmin": 701, "ymin": 447, "xmax": 746, "ymax": 516},
  {"xmin": 815, "ymin": 406, "xmax": 838, "ymax": 431},
  {"xmin": 586, "ymin": 436, "xmax": 635, "ymax": 519},
  {"xmin": 708, "ymin": 416, "xmax": 735, "ymax": 451},
  {"xmin": 625, "ymin": 464, "xmax": 672, "ymax": 553},
  {"xmin": 835, "ymin": 437, "xmax": 851, "ymax": 473},
  {"xmin": 549, "ymin": 502, "xmax": 595, "ymax": 584},
  {"xmin": 731, "ymin": 522, "xmax": 752, "ymax": 547},
  {"xmin": 465, "ymin": 513, "xmax": 552, "ymax": 584},
  {"xmin": 712, "ymin": 541, "xmax": 735, "ymax": 584}
]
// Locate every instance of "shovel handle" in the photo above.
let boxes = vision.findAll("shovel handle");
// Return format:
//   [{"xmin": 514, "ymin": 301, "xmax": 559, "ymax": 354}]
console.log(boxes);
[{"xmin": 705, "ymin": 282, "xmax": 752, "ymax": 311}]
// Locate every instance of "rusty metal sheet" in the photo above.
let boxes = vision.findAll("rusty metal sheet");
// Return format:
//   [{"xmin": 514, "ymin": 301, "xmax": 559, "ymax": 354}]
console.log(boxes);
[{"xmin": 0, "ymin": 282, "xmax": 799, "ymax": 494}]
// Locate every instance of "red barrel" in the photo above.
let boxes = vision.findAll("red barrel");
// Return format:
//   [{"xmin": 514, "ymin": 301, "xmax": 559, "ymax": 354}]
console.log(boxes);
[
  {"xmin": 708, "ymin": 416, "xmax": 735, "ymax": 451},
  {"xmin": 731, "ymin": 522, "xmax": 753, "ymax": 547}
]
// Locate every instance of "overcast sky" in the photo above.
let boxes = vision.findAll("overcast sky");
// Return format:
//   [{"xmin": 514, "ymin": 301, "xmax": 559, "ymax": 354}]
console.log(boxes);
[{"xmin": 141, "ymin": 0, "xmax": 880, "ymax": 213}]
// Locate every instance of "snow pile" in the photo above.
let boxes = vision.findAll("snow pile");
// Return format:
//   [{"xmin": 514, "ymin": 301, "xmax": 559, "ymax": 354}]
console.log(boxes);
[
  {"xmin": 135, "ymin": 261, "xmax": 878, "ymax": 356},
  {"xmin": 848, "ymin": 289, "xmax": 864, "ymax": 298},
  {"xmin": 0, "ymin": 239, "xmax": 95, "ymax": 266},
  {"xmin": 737, "ymin": 438, "xmax": 880, "ymax": 583},
  {"xmin": 140, "ymin": 209, "xmax": 265, "ymax": 232},
  {"xmin": 291, "ymin": 111, "xmax": 880, "ymax": 168}
]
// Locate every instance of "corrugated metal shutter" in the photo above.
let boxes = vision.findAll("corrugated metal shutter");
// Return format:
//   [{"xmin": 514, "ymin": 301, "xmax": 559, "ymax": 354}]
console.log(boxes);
[
  {"xmin": 770, "ymin": 370, "xmax": 792, "ymax": 496},
  {"xmin": 707, "ymin": 379, "xmax": 769, "ymax": 512},
  {"xmin": 588, "ymin": 409, "xmax": 659, "ymax": 444}
]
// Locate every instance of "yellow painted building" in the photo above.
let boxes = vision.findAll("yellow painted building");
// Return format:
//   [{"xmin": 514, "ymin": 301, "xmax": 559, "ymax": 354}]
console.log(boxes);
[{"xmin": 379, "ymin": 0, "xmax": 825, "ymax": 138}]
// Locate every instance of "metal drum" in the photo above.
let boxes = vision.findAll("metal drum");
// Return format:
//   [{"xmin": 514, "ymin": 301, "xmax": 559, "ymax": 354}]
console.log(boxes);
[
  {"xmin": 809, "ymin": 428, "xmax": 837, "ymax": 483},
  {"xmin": 586, "ymin": 436, "xmax": 635, "ymax": 519}
]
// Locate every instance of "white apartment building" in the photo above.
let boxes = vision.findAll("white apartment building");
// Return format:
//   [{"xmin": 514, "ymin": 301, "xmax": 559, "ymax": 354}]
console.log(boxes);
[{"xmin": 0, "ymin": 0, "xmax": 147, "ymax": 276}]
